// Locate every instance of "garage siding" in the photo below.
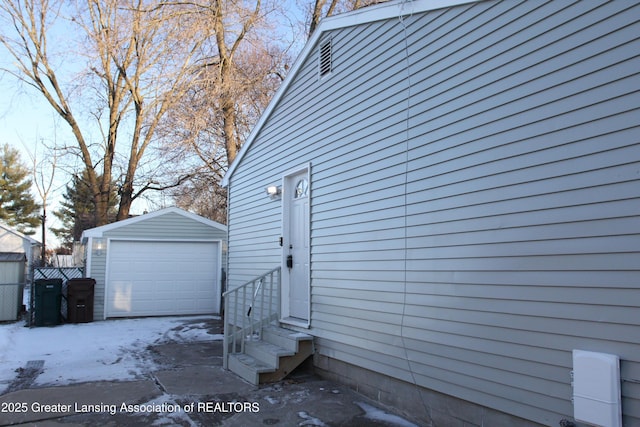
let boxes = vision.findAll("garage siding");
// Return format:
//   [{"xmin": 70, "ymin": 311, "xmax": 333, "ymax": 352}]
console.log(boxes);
[
  {"xmin": 89, "ymin": 252, "xmax": 108, "ymax": 320},
  {"xmin": 103, "ymin": 212, "xmax": 222, "ymax": 239}
]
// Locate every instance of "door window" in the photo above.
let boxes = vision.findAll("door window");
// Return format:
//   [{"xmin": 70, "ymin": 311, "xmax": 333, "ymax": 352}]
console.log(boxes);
[{"xmin": 295, "ymin": 178, "xmax": 308, "ymax": 198}]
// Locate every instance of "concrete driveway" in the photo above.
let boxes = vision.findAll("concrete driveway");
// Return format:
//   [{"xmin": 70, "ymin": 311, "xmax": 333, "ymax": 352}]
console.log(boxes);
[{"xmin": 0, "ymin": 317, "xmax": 420, "ymax": 426}]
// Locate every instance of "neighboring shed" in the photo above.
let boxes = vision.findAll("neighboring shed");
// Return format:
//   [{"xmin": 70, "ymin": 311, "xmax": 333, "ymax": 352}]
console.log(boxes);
[
  {"xmin": 0, "ymin": 253, "xmax": 26, "ymax": 321},
  {"xmin": 0, "ymin": 222, "xmax": 41, "ymax": 278},
  {"xmin": 0, "ymin": 253, "xmax": 26, "ymax": 283},
  {"xmin": 222, "ymin": 1, "xmax": 640, "ymax": 426},
  {"xmin": 82, "ymin": 207, "xmax": 226, "ymax": 320}
]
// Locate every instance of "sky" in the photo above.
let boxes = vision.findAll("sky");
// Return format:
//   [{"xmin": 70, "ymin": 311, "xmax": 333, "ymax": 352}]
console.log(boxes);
[
  {"xmin": 0, "ymin": 1, "xmax": 310, "ymax": 250},
  {"xmin": 0, "ymin": 78, "xmax": 70, "ymax": 247}
]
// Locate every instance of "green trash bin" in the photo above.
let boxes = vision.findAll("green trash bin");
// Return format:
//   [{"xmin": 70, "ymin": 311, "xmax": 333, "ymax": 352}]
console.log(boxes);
[{"xmin": 34, "ymin": 279, "xmax": 63, "ymax": 326}]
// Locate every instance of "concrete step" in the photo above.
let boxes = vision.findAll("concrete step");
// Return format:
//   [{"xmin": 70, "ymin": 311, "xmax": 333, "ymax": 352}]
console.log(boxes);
[
  {"xmin": 245, "ymin": 340, "xmax": 294, "ymax": 368},
  {"xmin": 259, "ymin": 339, "xmax": 314, "ymax": 384},
  {"xmin": 227, "ymin": 353, "xmax": 274, "ymax": 385},
  {"xmin": 261, "ymin": 325, "xmax": 313, "ymax": 352},
  {"xmin": 227, "ymin": 326, "xmax": 314, "ymax": 385}
]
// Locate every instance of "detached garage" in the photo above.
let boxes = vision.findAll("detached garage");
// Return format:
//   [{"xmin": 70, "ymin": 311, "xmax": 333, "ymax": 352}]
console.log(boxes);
[{"xmin": 81, "ymin": 207, "xmax": 226, "ymax": 320}]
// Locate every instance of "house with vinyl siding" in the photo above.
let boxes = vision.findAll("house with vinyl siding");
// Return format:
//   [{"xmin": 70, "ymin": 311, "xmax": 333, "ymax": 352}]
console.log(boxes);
[{"xmin": 221, "ymin": 0, "xmax": 640, "ymax": 425}]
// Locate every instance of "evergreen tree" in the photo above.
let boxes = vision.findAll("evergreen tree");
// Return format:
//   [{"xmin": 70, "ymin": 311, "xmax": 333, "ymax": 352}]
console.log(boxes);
[
  {"xmin": 0, "ymin": 143, "xmax": 40, "ymax": 234},
  {"xmin": 52, "ymin": 169, "xmax": 118, "ymax": 249}
]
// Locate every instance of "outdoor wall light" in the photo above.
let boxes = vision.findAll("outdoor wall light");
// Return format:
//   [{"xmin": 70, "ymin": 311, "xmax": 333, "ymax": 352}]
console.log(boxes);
[
  {"xmin": 92, "ymin": 238, "xmax": 106, "ymax": 256},
  {"xmin": 265, "ymin": 185, "xmax": 281, "ymax": 200}
]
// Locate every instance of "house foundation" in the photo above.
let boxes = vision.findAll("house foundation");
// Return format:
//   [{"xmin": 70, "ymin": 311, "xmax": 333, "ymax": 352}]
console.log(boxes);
[{"xmin": 313, "ymin": 353, "xmax": 545, "ymax": 427}]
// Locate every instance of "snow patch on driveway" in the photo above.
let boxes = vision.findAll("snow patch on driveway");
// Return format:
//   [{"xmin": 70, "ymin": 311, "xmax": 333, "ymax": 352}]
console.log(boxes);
[
  {"xmin": 0, "ymin": 316, "xmax": 220, "ymax": 394},
  {"xmin": 356, "ymin": 401, "xmax": 420, "ymax": 427}
]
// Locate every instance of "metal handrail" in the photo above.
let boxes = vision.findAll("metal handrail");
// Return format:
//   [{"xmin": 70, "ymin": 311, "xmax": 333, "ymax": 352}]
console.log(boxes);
[{"xmin": 222, "ymin": 267, "xmax": 281, "ymax": 369}]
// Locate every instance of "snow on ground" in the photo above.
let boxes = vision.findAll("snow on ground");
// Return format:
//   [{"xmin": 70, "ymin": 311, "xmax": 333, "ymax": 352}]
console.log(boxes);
[
  {"xmin": 356, "ymin": 402, "xmax": 421, "ymax": 427},
  {"xmin": 297, "ymin": 410, "xmax": 328, "ymax": 426},
  {"xmin": 0, "ymin": 316, "xmax": 220, "ymax": 394}
]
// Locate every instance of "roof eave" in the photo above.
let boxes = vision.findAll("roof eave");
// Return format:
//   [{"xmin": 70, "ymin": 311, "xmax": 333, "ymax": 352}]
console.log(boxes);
[
  {"xmin": 80, "ymin": 206, "xmax": 227, "ymax": 240},
  {"xmin": 0, "ymin": 222, "xmax": 42, "ymax": 245}
]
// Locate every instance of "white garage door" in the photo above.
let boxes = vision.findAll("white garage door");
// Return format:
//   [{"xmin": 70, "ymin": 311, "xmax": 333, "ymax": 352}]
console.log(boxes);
[{"xmin": 106, "ymin": 240, "xmax": 219, "ymax": 318}]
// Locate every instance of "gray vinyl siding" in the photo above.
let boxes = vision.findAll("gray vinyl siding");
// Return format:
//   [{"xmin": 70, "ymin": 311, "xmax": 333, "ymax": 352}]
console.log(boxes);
[
  {"xmin": 226, "ymin": 0, "xmax": 640, "ymax": 425},
  {"xmin": 102, "ymin": 212, "xmax": 226, "ymax": 241},
  {"xmin": 87, "ymin": 248, "xmax": 107, "ymax": 320}
]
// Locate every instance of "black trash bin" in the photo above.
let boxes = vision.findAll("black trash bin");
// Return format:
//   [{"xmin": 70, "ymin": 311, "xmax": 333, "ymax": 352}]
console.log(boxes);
[
  {"xmin": 66, "ymin": 278, "xmax": 96, "ymax": 323},
  {"xmin": 34, "ymin": 279, "xmax": 63, "ymax": 326}
]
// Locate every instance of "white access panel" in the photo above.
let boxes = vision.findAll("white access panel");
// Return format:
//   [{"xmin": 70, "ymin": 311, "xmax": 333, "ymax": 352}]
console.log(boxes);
[{"xmin": 572, "ymin": 350, "xmax": 622, "ymax": 427}]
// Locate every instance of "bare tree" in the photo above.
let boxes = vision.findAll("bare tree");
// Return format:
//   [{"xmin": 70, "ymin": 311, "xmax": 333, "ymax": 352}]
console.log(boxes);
[
  {"xmin": 0, "ymin": 0, "xmax": 383, "ymax": 229},
  {"xmin": 158, "ymin": 0, "xmax": 290, "ymax": 220},
  {"xmin": 161, "ymin": 0, "xmax": 382, "ymax": 221},
  {"xmin": 26, "ymin": 138, "xmax": 57, "ymax": 263},
  {"xmin": 170, "ymin": 175, "xmax": 227, "ymax": 224},
  {"xmin": 193, "ymin": 0, "xmax": 288, "ymax": 166},
  {"xmin": 0, "ymin": 0, "xmax": 207, "ymax": 225}
]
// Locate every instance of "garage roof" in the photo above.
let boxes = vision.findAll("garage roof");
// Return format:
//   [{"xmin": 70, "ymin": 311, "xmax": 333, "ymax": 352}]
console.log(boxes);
[
  {"xmin": 0, "ymin": 222, "xmax": 41, "ymax": 246},
  {"xmin": 81, "ymin": 206, "xmax": 226, "ymax": 239},
  {"xmin": 0, "ymin": 252, "xmax": 27, "ymax": 262}
]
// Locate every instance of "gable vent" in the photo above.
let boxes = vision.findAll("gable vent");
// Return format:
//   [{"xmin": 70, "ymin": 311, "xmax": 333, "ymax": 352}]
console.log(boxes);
[{"xmin": 319, "ymin": 38, "xmax": 332, "ymax": 78}]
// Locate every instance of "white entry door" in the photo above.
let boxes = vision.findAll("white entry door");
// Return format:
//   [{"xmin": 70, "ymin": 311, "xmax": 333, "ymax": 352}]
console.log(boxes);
[{"xmin": 283, "ymin": 169, "xmax": 310, "ymax": 322}]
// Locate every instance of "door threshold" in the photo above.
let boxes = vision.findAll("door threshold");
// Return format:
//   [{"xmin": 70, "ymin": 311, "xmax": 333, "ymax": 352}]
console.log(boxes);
[{"xmin": 280, "ymin": 316, "xmax": 310, "ymax": 329}]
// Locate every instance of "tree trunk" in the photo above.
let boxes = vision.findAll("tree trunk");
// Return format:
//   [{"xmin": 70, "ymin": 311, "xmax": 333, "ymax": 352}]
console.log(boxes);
[
  {"xmin": 117, "ymin": 182, "xmax": 134, "ymax": 221},
  {"xmin": 94, "ymin": 189, "xmax": 111, "ymax": 226},
  {"xmin": 222, "ymin": 99, "xmax": 238, "ymax": 164}
]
